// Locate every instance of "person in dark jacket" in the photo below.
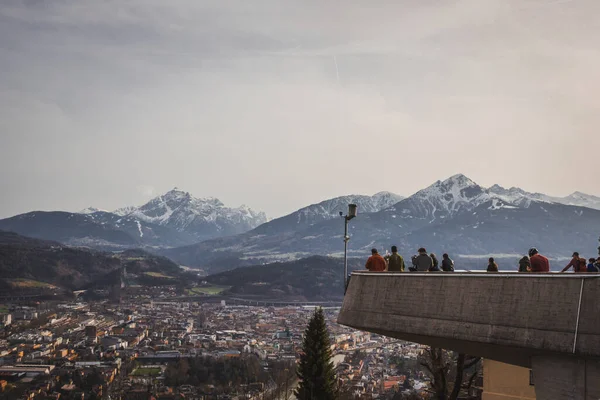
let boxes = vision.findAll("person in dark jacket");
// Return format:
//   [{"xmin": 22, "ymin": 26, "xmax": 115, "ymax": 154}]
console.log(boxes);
[
  {"xmin": 412, "ymin": 248, "xmax": 433, "ymax": 272},
  {"xmin": 518, "ymin": 256, "xmax": 530, "ymax": 272},
  {"xmin": 409, "ymin": 255, "xmax": 418, "ymax": 272},
  {"xmin": 487, "ymin": 257, "xmax": 499, "ymax": 272},
  {"xmin": 386, "ymin": 246, "xmax": 405, "ymax": 272},
  {"xmin": 441, "ymin": 254, "xmax": 454, "ymax": 272}
]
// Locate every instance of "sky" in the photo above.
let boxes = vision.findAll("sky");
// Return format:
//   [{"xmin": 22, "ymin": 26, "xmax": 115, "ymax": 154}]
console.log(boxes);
[{"xmin": 1, "ymin": 0, "xmax": 599, "ymax": 219}]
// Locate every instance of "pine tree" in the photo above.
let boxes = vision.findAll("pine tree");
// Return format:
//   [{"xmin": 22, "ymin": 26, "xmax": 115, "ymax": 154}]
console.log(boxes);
[{"xmin": 295, "ymin": 308, "xmax": 337, "ymax": 400}]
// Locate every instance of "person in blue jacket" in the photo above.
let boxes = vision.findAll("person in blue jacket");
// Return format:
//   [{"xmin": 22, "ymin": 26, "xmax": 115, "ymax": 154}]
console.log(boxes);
[{"xmin": 588, "ymin": 258, "xmax": 599, "ymax": 273}]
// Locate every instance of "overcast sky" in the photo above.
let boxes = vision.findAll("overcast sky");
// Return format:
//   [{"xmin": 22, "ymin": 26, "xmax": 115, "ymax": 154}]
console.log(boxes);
[{"xmin": 1, "ymin": 0, "xmax": 599, "ymax": 219}]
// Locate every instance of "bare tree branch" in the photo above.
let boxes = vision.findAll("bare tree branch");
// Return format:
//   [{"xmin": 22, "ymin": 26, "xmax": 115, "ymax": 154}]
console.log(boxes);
[
  {"xmin": 421, "ymin": 362, "xmax": 435, "ymax": 376},
  {"xmin": 449, "ymin": 353, "xmax": 465, "ymax": 400},
  {"xmin": 464, "ymin": 357, "xmax": 481, "ymax": 370},
  {"xmin": 462, "ymin": 370, "xmax": 479, "ymax": 391}
]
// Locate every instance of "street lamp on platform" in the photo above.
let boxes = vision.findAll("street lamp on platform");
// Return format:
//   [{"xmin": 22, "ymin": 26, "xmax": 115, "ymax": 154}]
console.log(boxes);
[{"xmin": 340, "ymin": 204, "xmax": 357, "ymax": 294}]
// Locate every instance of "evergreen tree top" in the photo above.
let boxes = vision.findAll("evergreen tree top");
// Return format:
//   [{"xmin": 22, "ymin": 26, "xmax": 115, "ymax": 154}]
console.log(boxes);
[{"xmin": 295, "ymin": 308, "xmax": 337, "ymax": 400}]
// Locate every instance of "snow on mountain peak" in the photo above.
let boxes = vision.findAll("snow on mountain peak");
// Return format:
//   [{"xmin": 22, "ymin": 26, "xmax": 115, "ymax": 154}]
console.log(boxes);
[
  {"xmin": 486, "ymin": 184, "xmax": 600, "ymax": 210},
  {"xmin": 162, "ymin": 187, "xmax": 192, "ymax": 202},
  {"xmin": 567, "ymin": 191, "xmax": 600, "ymax": 201},
  {"xmin": 373, "ymin": 191, "xmax": 403, "ymax": 199},
  {"xmin": 398, "ymin": 174, "xmax": 490, "ymax": 220},
  {"xmin": 371, "ymin": 191, "xmax": 404, "ymax": 209},
  {"xmin": 79, "ymin": 207, "xmax": 108, "ymax": 214},
  {"xmin": 487, "ymin": 184, "xmax": 530, "ymax": 204},
  {"xmin": 443, "ymin": 173, "xmax": 476, "ymax": 187},
  {"xmin": 110, "ymin": 188, "xmax": 267, "ymax": 239},
  {"xmin": 419, "ymin": 174, "xmax": 485, "ymax": 202},
  {"xmin": 263, "ymin": 191, "xmax": 405, "ymax": 232},
  {"xmin": 562, "ymin": 191, "xmax": 600, "ymax": 210}
]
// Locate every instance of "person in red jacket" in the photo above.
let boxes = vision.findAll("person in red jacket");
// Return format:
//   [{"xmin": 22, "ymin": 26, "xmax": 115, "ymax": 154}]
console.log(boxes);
[
  {"xmin": 528, "ymin": 248, "xmax": 550, "ymax": 272},
  {"xmin": 561, "ymin": 252, "xmax": 587, "ymax": 273},
  {"xmin": 365, "ymin": 248, "xmax": 387, "ymax": 272}
]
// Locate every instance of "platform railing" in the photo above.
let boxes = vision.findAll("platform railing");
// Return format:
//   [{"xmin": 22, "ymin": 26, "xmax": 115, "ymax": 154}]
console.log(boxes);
[{"xmin": 350, "ymin": 270, "xmax": 600, "ymax": 278}]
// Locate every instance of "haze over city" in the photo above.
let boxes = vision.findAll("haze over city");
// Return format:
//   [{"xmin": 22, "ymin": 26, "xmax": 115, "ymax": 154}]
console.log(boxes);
[{"xmin": 1, "ymin": 0, "xmax": 599, "ymax": 219}]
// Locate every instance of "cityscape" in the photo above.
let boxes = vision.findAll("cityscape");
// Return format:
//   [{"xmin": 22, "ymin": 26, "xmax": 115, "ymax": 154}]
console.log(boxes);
[{"xmin": 0, "ymin": 284, "xmax": 436, "ymax": 399}]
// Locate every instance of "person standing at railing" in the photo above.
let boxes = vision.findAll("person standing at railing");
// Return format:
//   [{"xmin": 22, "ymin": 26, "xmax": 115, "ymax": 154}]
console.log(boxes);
[
  {"xmin": 587, "ymin": 258, "xmax": 599, "ymax": 273},
  {"xmin": 365, "ymin": 248, "xmax": 387, "ymax": 272},
  {"xmin": 560, "ymin": 252, "xmax": 588, "ymax": 273},
  {"xmin": 529, "ymin": 248, "xmax": 550, "ymax": 272},
  {"xmin": 487, "ymin": 257, "xmax": 499, "ymax": 272}
]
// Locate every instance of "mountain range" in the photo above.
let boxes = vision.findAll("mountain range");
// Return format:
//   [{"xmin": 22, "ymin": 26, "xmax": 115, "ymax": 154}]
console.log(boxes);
[
  {"xmin": 0, "ymin": 189, "xmax": 401, "ymax": 251},
  {"xmin": 250, "ymin": 191, "xmax": 403, "ymax": 236},
  {"xmin": 1, "ymin": 175, "xmax": 599, "ymax": 274},
  {"xmin": 161, "ymin": 175, "xmax": 600, "ymax": 271},
  {"xmin": 0, "ymin": 189, "xmax": 268, "ymax": 249},
  {"xmin": 488, "ymin": 185, "xmax": 600, "ymax": 210}
]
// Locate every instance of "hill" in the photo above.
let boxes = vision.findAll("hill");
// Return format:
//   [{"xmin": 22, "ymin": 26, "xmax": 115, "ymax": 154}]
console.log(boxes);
[
  {"xmin": 205, "ymin": 256, "xmax": 364, "ymax": 301},
  {"xmin": 0, "ymin": 230, "xmax": 187, "ymax": 292}
]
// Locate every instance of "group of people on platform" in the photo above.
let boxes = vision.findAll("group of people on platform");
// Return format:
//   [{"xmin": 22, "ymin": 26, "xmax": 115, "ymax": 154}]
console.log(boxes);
[{"xmin": 365, "ymin": 246, "xmax": 600, "ymax": 273}]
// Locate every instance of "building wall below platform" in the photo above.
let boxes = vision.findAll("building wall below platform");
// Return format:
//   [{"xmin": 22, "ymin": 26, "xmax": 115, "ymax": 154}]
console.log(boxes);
[{"xmin": 483, "ymin": 360, "xmax": 536, "ymax": 400}]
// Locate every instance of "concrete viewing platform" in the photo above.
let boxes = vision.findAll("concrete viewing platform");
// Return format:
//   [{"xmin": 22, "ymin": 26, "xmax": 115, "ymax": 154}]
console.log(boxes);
[{"xmin": 338, "ymin": 271, "xmax": 600, "ymax": 399}]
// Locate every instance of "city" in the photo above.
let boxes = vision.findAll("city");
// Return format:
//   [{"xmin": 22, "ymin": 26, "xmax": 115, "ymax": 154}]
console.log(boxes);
[{"xmin": 0, "ymin": 284, "xmax": 435, "ymax": 399}]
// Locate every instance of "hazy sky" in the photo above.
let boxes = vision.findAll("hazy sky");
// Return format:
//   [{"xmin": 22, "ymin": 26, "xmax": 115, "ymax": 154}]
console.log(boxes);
[{"xmin": 1, "ymin": 0, "xmax": 599, "ymax": 219}]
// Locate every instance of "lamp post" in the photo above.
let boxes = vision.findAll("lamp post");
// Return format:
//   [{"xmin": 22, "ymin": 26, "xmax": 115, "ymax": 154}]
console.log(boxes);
[{"xmin": 340, "ymin": 204, "xmax": 357, "ymax": 294}]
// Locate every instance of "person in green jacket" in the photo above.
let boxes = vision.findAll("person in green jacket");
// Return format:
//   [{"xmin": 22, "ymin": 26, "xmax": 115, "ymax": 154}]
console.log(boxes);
[{"xmin": 386, "ymin": 246, "xmax": 405, "ymax": 272}]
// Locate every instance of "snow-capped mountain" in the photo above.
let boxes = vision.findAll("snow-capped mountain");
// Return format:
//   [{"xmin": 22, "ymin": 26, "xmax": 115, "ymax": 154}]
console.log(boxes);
[
  {"xmin": 79, "ymin": 207, "xmax": 108, "ymax": 214},
  {"xmin": 559, "ymin": 192, "xmax": 600, "ymax": 210},
  {"xmin": 487, "ymin": 184, "xmax": 532, "ymax": 204},
  {"xmin": 252, "ymin": 191, "xmax": 403, "ymax": 235},
  {"xmin": 0, "ymin": 189, "xmax": 268, "ymax": 250},
  {"xmin": 381, "ymin": 174, "xmax": 490, "ymax": 223},
  {"xmin": 162, "ymin": 174, "xmax": 600, "ymax": 270},
  {"xmin": 289, "ymin": 191, "xmax": 403, "ymax": 223},
  {"xmin": 371, "ymin": 191, "xmax": 406, "ymax": 211},
  {"xmin": 3, "ymin": 177, "xmax": 599, "ymax": 261},
  {"xmin": 488, "ymin": 185, "xmax": 600, "ymax": 210},
  {"xmin": 0, "ymin": 210, "xmax": 193, "ymax": 250},
  {"xmin": 114, "ymin": 188, "xmax": 268, "ymax": 242}
]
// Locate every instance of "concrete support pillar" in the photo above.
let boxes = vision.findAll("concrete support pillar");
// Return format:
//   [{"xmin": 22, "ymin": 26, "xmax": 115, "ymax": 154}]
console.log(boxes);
[{"xmin": 532, "ymin": 356, "xmax": 600, "ymax": 400}]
